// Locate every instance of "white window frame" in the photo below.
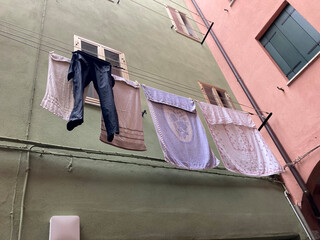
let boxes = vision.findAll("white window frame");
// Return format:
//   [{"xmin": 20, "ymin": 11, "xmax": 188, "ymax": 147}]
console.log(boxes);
[{"xmin": 74, "ymin": 35, "xmax": 129, "ymax": 106}]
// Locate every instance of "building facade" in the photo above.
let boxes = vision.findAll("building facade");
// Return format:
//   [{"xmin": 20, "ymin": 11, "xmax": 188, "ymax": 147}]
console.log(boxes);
[
  {"xmin": 184, "ymin": 0, "xmax": 320, "ymax": 236},
  {"xmin": 0, "ymin": 0, "xmax": 308, "ymax": 239}
]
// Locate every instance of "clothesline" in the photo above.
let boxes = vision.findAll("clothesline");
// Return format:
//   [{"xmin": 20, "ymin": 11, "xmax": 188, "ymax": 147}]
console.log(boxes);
[
  {"xmin": 40, "ymin": 51, "xmax": 283, "ymax": 176},
  {"xmin": 0, "ymin": 19, "xmax": 262, "ymax": 111},
  {"xmin": 0, "ymin": 25, "xmax": 270, "ymax": 116},
  {"xmin": 142, "ymin": 85, "xmax": 283, "ymax": 176},
  {"xmin": 0, "ymin": 30, "xmax": 265, "ymax": 116},
  {"xmin": 0, "ymin": 19, "xmax": 203, "ymax": 94}
]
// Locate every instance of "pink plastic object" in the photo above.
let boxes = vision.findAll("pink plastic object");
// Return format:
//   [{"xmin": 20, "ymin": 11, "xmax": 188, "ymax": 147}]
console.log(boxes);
[{"xmin": 49, "ymin": 216, "xmax": 80, "ymax": 240}]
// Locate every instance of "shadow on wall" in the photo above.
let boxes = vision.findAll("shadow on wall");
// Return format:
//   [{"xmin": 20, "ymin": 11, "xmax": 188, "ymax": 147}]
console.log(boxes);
[{"xmin": 302, "ymin": 160, "xmax": 320, "ymax": 235}]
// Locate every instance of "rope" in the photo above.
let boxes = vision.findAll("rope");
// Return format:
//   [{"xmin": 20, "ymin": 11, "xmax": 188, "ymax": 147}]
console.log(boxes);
[{"xmin": 284, "ymin": 144, "xmax": 320, "ymax": 169}]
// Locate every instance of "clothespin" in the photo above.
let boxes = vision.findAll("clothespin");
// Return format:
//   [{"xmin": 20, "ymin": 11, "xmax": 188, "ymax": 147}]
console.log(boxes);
[
  {"xmin": 142, "ymin": 110, "xmax": 147, "ymax": 117},
  {"xmin": 117, "ymin": 0, "xmax": 120, "ymax": 4}
]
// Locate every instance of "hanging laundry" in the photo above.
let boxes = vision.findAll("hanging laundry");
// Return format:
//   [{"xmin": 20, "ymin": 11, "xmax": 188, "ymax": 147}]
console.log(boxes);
[
  {"xmin": 41, "ymin": 52, "xmax": 73, "ymax": 121},
  {"xmin": 67, "ymin": 50, "xmax": 119, "ymax": 142},
  {"xmin": 197, "ymin": 101, "xmax": 283, "ymax": 176},
  {"xmin": 142, "ymin": 85, "xmax": 219, "ymax": 170},
  {"xmin": 100, "ymin": 75, "xmax": 147, "ymax": 151}
]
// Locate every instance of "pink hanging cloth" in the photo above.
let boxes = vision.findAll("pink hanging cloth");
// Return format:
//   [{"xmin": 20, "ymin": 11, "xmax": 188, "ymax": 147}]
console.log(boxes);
[
  {"xmin": 100, "ymin": 75, "xmax": 146, "ymax": 151},
  {"xmin": 197, "ymin": 101, "xmax": 283, "ymax": 176}
]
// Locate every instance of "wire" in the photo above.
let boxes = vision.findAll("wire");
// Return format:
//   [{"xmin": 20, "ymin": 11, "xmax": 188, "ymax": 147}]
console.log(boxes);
[
  {"xmin": 0, "ymin": 22, "xmax": 271, "ymax": 115},
  {"xmin": 284, "ymin": 144, "xmax": 320, "ymax": 169},
  {"xmin": 0, "ymin": 19, "xmax": 70, "ymax": 46},
  {"xmin": 0, "ymin": 28, "xmax": 203, "ymax": 100},
  {"xmin": 0, "ymin": 32, "xmax": 48, "ymax": 53}
]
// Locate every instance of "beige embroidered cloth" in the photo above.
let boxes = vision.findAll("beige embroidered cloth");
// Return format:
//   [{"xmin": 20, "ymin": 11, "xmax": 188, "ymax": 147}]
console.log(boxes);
[
  {"xmin": 197, "ymin": 101, "xmax": 283, "ymax": 176},
  {"xmin": 41, "ymin": 52, "xmax": 73, "ymax": 121},
  {"xmin": 100, "ymin": 75, "xmax": 146, "ymax": 151}
]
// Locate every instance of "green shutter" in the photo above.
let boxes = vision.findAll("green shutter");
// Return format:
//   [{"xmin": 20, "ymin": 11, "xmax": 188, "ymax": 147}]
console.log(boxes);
[
  {"xmin": 291, "ymin": 10, "xmax": 320, "ymax": 58},
  {"xmin": 274, "ymin": 5, "xmax": 319, "ymax": 62},
  {"xmin": 268, "ymin": 25, "xmax": 306, "ymax": 76},
  {"xmin": 262, "ymin": 36, "xmax": 294, "ymax": 78},
  {"xmin": 260, "ymin": 4, "xmax": 320, "ymax": 80}
]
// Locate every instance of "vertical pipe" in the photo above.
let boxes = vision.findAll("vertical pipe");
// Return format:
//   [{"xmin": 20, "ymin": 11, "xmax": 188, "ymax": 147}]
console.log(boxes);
[
  {"xmin": 190, "ymin": 0, "xmax": 320, "ymax": 218},
  {"xmin": 284, "ymin": 190, "xmax": 315, "ymax": 240}
]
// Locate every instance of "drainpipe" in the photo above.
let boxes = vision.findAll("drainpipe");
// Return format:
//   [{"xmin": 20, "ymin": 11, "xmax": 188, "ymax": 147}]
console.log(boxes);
[
  {"xmin": 284, "ymin": 190, "xmax": 315, "ymax": 240},
  {"xmin": 190, "ymin": 0, "xmax": 320, "ymax": 219}
]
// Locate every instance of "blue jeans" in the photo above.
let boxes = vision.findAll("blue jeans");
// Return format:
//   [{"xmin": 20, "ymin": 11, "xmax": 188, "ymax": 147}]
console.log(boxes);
[{"xmin": 67, "ymin": 51, "xmax": 119, "ymax": 142}]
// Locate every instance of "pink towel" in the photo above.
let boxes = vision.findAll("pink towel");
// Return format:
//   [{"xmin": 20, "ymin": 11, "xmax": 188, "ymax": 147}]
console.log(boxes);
[
  {"xmin": 100, "ymin": 75, "xmax": 146, "ymax": 151},
  {"xmin": 41, "ymin": 52, "xmax": 73, "ymax": 121},
  {"xmin": 197, "ymin": 101, "xmax": 283, "ymax": 176},
  {"xmin": 143, "ymin": 85, "xmax": 219, "ymax": 170}
]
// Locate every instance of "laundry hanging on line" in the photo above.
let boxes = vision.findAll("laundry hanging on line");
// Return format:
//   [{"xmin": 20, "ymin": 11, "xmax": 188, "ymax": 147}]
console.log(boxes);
[
  {"xmin": 40, "ymin": 52, "xmax": 74, "ymax": 121},
  {"xmin": 142, "ymin": 85, "xmax": 219, "ymax": 170},
  {"xmin": 197, "ymin": 101, "xmax": 283, "ymax": 176},
  {"xmin": 40, "ymin": 52, "xmax": 282, "ymax": 176},
  {"xmin": 41, "ymin": 52, "xmax": 146, "ymax": 150},
  {"xmin": 100, "ymin": 75, "xmax": 147, "ymax": 151}
]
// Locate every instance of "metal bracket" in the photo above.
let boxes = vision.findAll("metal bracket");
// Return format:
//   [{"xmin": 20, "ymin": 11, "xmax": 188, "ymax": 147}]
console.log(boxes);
[
  {"xmin": 258, "ymin": 112, "xmax": 272, "ymax": 131},
  {"xmin": 201, "ymin": 22, "xmax": 214, "ymax": 45}
]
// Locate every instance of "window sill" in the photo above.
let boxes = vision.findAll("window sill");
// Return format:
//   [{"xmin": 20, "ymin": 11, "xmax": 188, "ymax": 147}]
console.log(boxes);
[
  {"xmin": 176, "ymin": 30, "xmax": 201, "ymax": 43},
  {"xmin": 287, "ymin": 51, "xmax": 320, "ymax": 86}
]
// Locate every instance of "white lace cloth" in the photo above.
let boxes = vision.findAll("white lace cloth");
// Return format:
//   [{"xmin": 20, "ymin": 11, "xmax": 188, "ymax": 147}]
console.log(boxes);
[
  {"xmin": 197, "ymin": 101, "xmax": 283, "ymax": 176},
  {"xmin": 41, "ymin": 52, "xmax": 73, "ymax": 121}
]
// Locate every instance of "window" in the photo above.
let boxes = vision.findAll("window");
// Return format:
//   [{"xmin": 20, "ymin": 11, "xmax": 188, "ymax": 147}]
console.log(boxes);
[
  {"xmin": 260, "ymin": 4, "xmax": 320, "ymax": 81},
  {"xmin": 74, "ymin": 35, "xmax": 128, "ymax": 105},
  {"xmin": 198, "ymin": 81, "xmax": 234, "ymax": 109},
  {"xmin": 166, "ymin": 6, "xmax": 199, "ymax": 41}
]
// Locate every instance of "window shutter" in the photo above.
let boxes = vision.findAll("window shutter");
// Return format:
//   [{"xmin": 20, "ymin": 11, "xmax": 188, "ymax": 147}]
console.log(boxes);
[
  {"xmin": 167, "ymin": 6, "xmax": 184, "ymax": 32},
  {"xmin": 217, "ymin": 90, "xmax": 231, "ymax": 108},
  {"xmin": 291, "ymin": 9, "xmax": 320, "ymax": 57},
  {"xmin": 202, "ymin": 85, "xmax": 218, "ymax": 105},
  {"xmin": 263, "ymin": 25, "xmax": 306, "ymax": 77},
  {"xmin": 274, "ymin": 6, "xmax": 319, "ymax": 62},
  {"xmin": 260, "ymin": 4, "xmax": 320, "ymax": 80},
  {"xmin": 81, "ymin": 41, "xmax": 98, "ymax": 57},
  {"xmin": 179, "ymin": 12, "xmax": 195, "ymax": 37},
  {"xmin": 104, "ymin": 49, "xmax": 122, "ymax": 77}
]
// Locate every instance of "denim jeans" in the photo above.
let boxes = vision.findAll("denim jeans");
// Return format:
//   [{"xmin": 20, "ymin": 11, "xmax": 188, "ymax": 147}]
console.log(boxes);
[{"xmin": 67, "ymin": 51, "xmax": 119, "ymax": 142}]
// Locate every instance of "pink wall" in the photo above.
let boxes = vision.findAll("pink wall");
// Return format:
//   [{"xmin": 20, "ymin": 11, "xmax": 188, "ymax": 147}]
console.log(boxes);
[{"xmin": 185, "ymin": 0, "xmax": 320, "ymax": 205}]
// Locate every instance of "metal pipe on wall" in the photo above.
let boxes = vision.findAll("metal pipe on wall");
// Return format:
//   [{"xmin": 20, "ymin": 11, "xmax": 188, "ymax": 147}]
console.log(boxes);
[
  {"xmin": 190, "ymin": 0, "xmax": 320, "ymax": 219},
  {"xmin": 284, "ymin": 190, "xmax": 315, "ymax": 240}
]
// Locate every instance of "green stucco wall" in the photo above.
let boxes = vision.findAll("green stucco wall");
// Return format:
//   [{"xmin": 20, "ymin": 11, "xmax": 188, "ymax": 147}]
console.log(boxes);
[{"xmin": 0, "ymin": 0, "xmax": 307, "ymax": 239}]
